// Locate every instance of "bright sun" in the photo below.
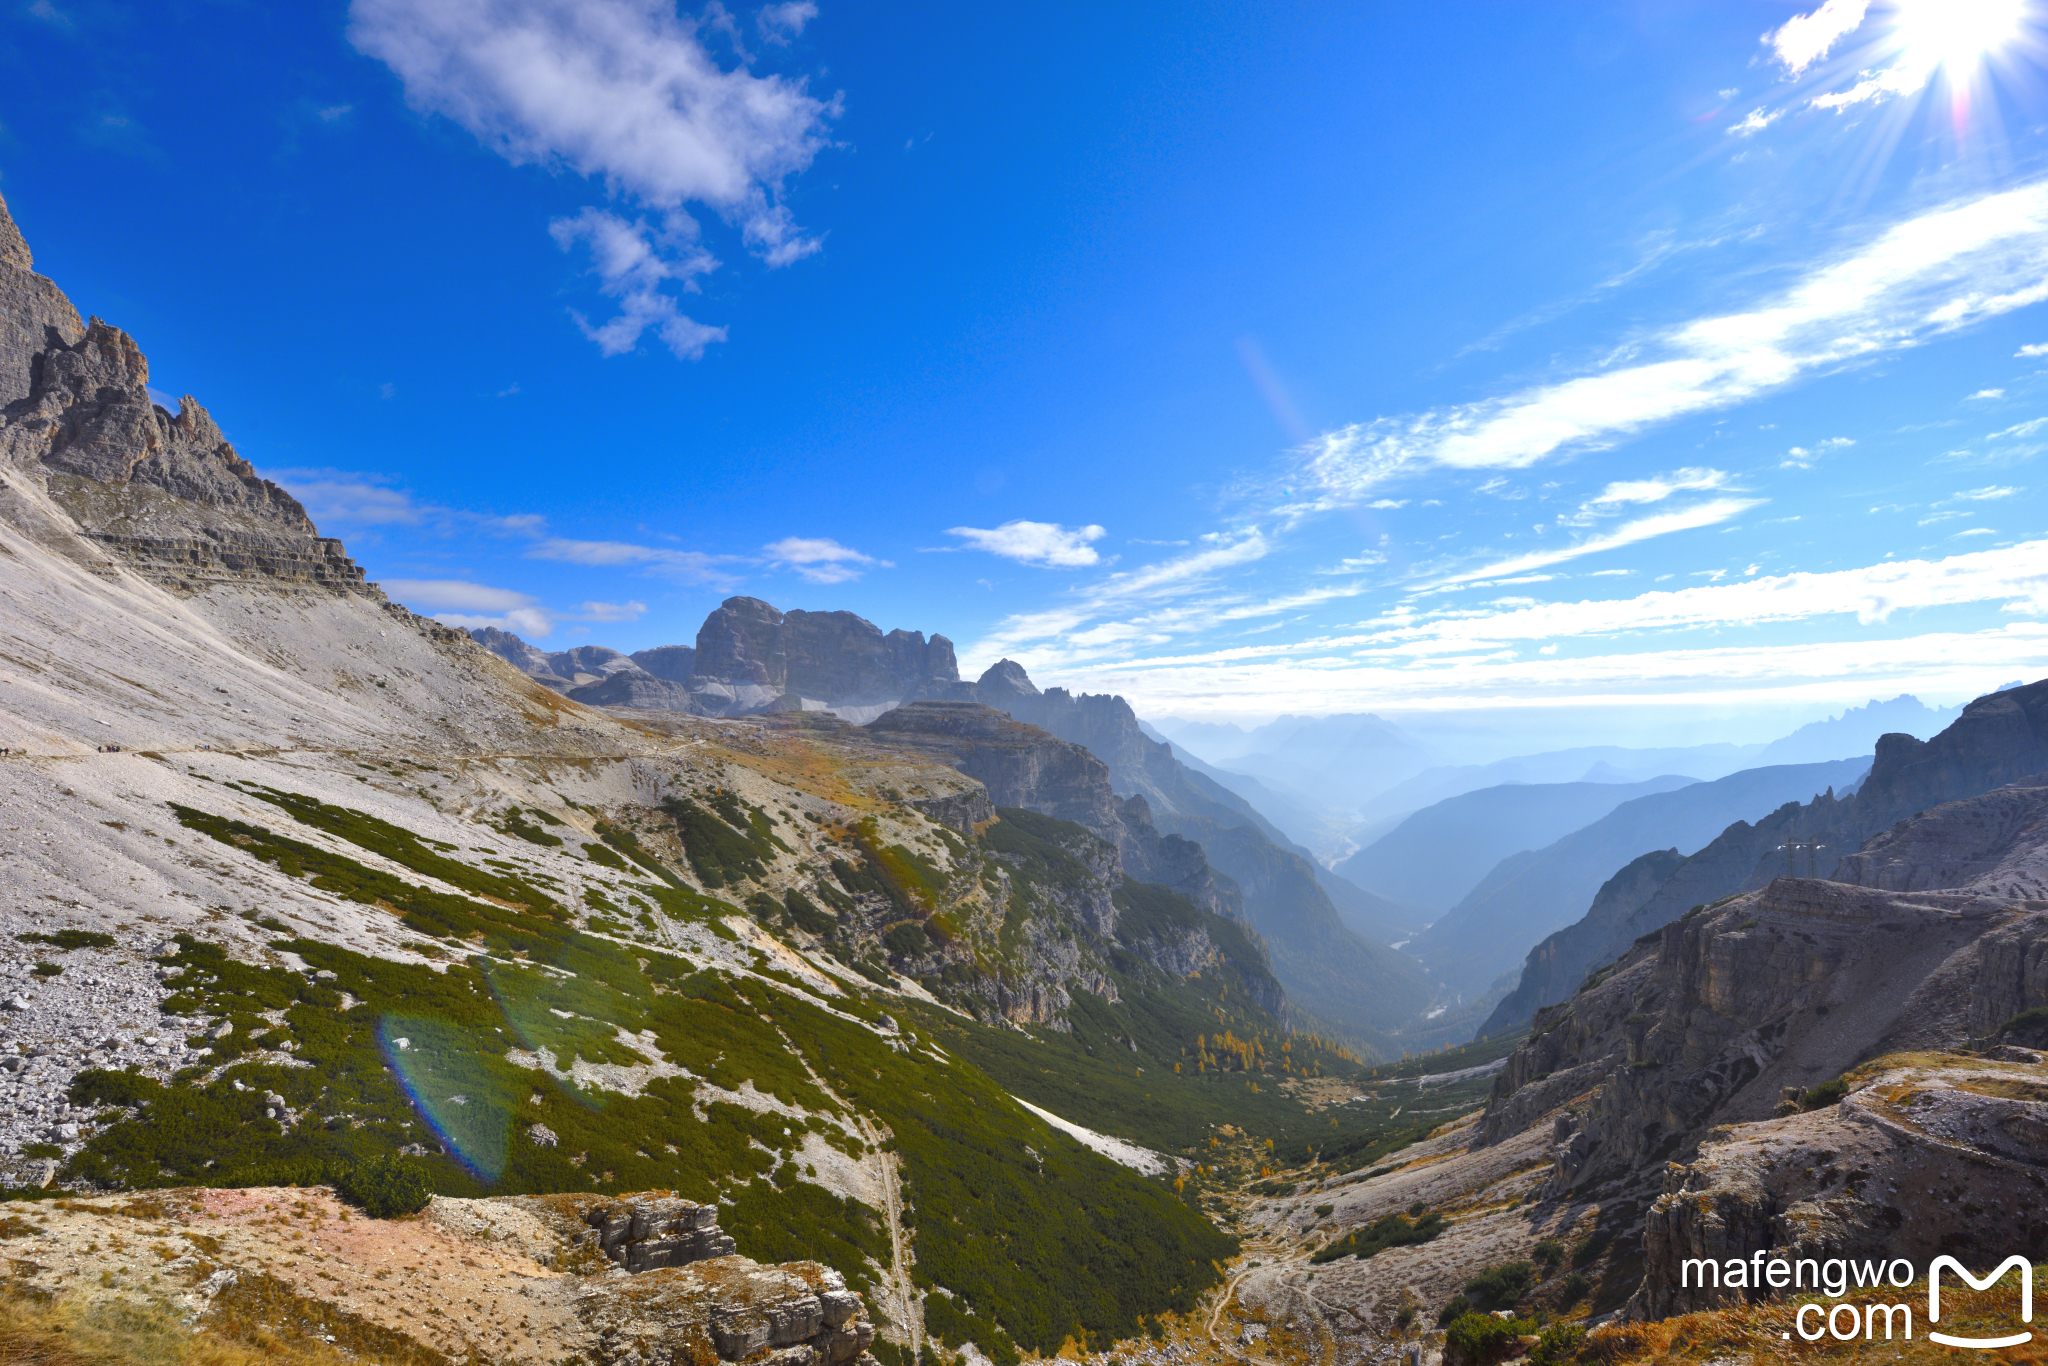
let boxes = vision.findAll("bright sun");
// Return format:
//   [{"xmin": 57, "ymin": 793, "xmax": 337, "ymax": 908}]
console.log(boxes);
[{"xmin": 1893, "ymin": 0, "xmax": 2027, "ymax": 75}]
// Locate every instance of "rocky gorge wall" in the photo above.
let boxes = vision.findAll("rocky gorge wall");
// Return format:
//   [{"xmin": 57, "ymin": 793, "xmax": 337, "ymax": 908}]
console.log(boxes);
[{"xmin": 1469, "ymin": 776, "xmax": 2048, "ymax": 1318}]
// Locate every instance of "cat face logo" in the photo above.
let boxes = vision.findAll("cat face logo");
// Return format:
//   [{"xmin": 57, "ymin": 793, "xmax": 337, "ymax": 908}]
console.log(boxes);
[{"xmin": 1929, "ymin": 1256, "xmax": 2033, "ymax": 1350}]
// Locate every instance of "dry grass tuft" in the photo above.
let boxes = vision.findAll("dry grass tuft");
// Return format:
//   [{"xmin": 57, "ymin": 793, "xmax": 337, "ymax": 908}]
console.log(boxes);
[{"xmin": 0, "ymin": 1280, "xmax": 447, "ymax": 1366}]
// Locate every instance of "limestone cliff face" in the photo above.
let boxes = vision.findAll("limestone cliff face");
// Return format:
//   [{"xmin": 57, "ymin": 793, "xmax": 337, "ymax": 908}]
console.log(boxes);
[
  {"xmin": 0, "ymin": 193, "xmax": 367, "ymax": 592},
  {"xmin": 0, "ymin": 190, "xmax": 85, "ymax": 410},
  {"xmin": 858, "ymin": 700, "xmax": 1287, "ymax": 1022},
  {"xmin": 691, "ymin": 596, "xmax": 960, "ymax": 715},
  {"xmin": 1834, "ymin": 781, "xmax": 2048, "ymax": 898},
  {"xmin": 863, "ymin": 701, "xmax": 1241, "ymax": 918}
]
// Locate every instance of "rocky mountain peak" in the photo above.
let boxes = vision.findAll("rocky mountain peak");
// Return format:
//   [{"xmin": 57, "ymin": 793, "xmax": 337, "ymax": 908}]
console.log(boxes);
[
  {"xmin": 0, "ymin": 189, "xmax": 31, "ymax": 271},
  {"xmin": 0, "ymin": 193, "xmax": 368, "ymax": 593},
  {"xmin": 977, "ymin": 659, "xmax": 1040, "ymax": 698}
]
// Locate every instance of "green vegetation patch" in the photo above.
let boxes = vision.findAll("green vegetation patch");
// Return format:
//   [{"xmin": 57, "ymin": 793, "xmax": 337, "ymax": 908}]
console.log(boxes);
[
  {"xmin": 169, "ymin": 804, "xmax": 569, "ymax": 956},
  {"xmin": 16, "ymin": 929, "xmax": 117, "ymax": 951},
  {"xmin": 660, "ymin": 791, "xmax": 785, "ymax": 889},
  {"xmin": 498, "ymin": 808, "xmax": 564, "ymax": 848},
  {"xmin": 1309, "ymin": 1206, "xmax": 1443, "ymax": 1264},
  {"xmin": 236, "ymin": 787, "xmax": 559, "ymax": 911}
]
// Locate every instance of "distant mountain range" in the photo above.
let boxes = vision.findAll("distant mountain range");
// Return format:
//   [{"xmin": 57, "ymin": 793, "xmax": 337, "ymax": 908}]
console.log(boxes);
[
  {"xmin": 1401, "ymin": 758, "xmax": 1874, "ymax": 1001},
  {"xmin": 1157, "ymin": 696, "xmax": 1973, "ymax": 870},
  {"xmin": 1333, "ymin": 773, "xmax": 1699, "ymax": 916},
  {"xmin": 1482, "ymin": 682, "xmax": 2048, "ymax": 1035}
]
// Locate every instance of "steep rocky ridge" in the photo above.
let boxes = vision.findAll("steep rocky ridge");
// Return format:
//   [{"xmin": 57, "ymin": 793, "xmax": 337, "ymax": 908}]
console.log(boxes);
[
  {"xmin": 1466, "ymin": 776, "xmax": 2048, "ymax": 1307},
  {"xmin": 1484, "ymin": 680, "xmax": 2048, "ymax": 1034},
  {"xmin": 0, "ymin": 189, "xmax": 85, "ymax": 410},
  {"xmin": 1, "ymin": 193, "xmax": 365, "ymax": 595},
  {"xmin": 960, "ymin": 662, "xmax": 1444, "ymax": 1049}
]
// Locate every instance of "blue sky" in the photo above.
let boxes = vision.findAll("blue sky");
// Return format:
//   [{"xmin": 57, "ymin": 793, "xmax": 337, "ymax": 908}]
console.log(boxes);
[{"xmin": 3, "ymin": 0, "xmax": 2047, "ymax": 740}]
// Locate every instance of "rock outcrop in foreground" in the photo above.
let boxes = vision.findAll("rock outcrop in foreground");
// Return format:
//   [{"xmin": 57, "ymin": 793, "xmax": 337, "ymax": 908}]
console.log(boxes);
[{"xmin": 0, "ymin": 1185, "xmax": 877, "ymax": 1366}]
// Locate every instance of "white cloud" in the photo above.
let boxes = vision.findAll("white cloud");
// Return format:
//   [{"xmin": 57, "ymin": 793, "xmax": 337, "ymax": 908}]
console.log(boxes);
[
  {"xmin": 1064, "ymin": 624, "xmax": 2048, "ymax": 719},
  {"xmin": 1585, "ymin": 466, "xmax": 1730, "ymax": 507},
  {"xmin": 946, "ymin": 520, "xmax": 1108, "ymax": 568},
  {"xmin": 1970, "ymin": 387, "xmax": 2007, "ymax": 399},
  {"xmin": 2019, "ymin": 342, "xmax": 2048, "ymax": 357},
  {"xmin": 763, "ymin": 536, "xmax": 883, "ymax": 584},
  {"xmin": 433, "ymin": 607, "xmax": 555, "ymax": 637},
  {"xmin": 1399, "ymin": 538, "xmax": 2048, "ymax": 647},
  {"xmin": 348, "ymin": 0, "xmax": 835, "ymax": 355},
  {"xmin": 580, "ymin": 599, "xmax": 646, "ymax": 621},
  {"xmin": 1728, "ymin": 107, "xmax": 1782, "ymax": 137},
  {"xmin": 1955, "ymin": 485, "xmax": 2020, "ymax": 500},
  {"xmin": 381, "ymin": 578, "xmax": 535, "ymax": 612},
  {"xmin": 270, "ymin": 469, "xmax": 422, "ymax": 526},
  {"xmin": 548, "ymin": 207, "xmax": 725, "ymax": 359},
  {"xmin": 1764, "ymin": 0, "xmax": 1869, "ymax": 76},
  {"xmin": 1439, "ymin": 498, "xmax": 1762, "ymax": 585},
  {"xmin": 758, "ymin": 0, "xmax": 815, "ymax": 43},
  {"xmin": 1810, "ymin": 64, "xmax": 1928, "ymax": 112},
  {"xmin": 1993, "ymin": 418, "xmax": 2048, "ymax": 439},
  {"xmin": 1300, "ymin": 181, "xmax": 2048, "ymax": 505},
  {"xmin": 963, "ymin": 533, "xmax": 1270, "ymax": 666},
  {"xmin": 390, "ymin": 579, "xmax": 556, "ymax": 639},
  {"xmin": 527, "ymin": 537, "xmax": 736, "ymax": 584},
  {"xmin": 1367, "ymin": 498, "xmax": 1408, "ymax": 510}
]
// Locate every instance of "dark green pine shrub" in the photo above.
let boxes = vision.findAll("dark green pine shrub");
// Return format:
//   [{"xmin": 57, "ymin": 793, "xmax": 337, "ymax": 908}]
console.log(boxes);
[
  {"xmin": 1463, "ymin": 1261, "xmax": 1535, "ymax": 1312},
  {"xmin": 334, "ymin": 1153, "xmax": 434, "ymax": 1217},
  {"xmin": 17, "ymin": 929, "xmax": 117, "ymax": 950},
  {"xmin": 1309, "ymin": 1208, "xmax": 1444, "ymax": 1264},
  {"xmin": 661, "ymin": 794, "xmax": 779, "ymax": 888},
  {"xmin": 1443, "ymin": 1311, "xmax": 1536, "ymax": 1365}
]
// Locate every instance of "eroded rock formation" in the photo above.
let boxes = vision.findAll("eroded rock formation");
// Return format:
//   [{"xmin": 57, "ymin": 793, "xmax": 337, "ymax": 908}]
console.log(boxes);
[{"xmin": 0, "ymin": 192, "xmax": 368, "ymax": 593}]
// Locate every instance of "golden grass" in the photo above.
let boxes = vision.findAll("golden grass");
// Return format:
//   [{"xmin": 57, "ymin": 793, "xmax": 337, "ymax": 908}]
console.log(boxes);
[
  {"xmin": 0, "ymin": 1277, "xmax": 450, "ymax": 1366},
  {"xmin": 1580, "ymin": 1275, "xmax": 2048, "ymax": 1364}
]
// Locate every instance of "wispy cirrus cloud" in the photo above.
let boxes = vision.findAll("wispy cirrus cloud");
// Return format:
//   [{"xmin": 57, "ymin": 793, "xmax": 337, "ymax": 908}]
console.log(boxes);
[
  {"xmin": 1384, "ymin": 538, "xmax": 2048, "ymax": 650},
  {"xmin": 1296, "ymin": 180, "xmax": 2048, "ymax": 508},
  {"xmin": 379, "ymin": 578, "xmax": 554, "ymax": 638},
  {"xmin": 525, "ymin": 536, "xmax": 739, "ymax": 585},
  {"xmin": 763, "ymin": 536, "xmax": 886, "ymax": 584},
  {"xmin": 1436, "ymin": 498, "xmax": 1764, "ymax": 586},
  {"xmin": 348, "ymin": 0, "xmax": 837, "ymax": 358},
  {"xmin": 1045, "ymin": 540, "xmax": 2048, "ymax": 718},
  {"xmin": 962, "ymin": 532, "xmax": 1272, "ymax": 666},
  {"xmin": 944, "ymin": 520, "xmax": 1108, "ymax": 567},
  {"xmin": 1583, "ymin": 466, "xmax": 1731, "ymax": 508}
]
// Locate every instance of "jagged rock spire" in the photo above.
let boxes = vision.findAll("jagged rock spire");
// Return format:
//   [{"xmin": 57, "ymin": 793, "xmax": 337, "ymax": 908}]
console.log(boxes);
[{"xmin": 0, "ymin": 188, "xmax": 31, "ymax": 271}]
